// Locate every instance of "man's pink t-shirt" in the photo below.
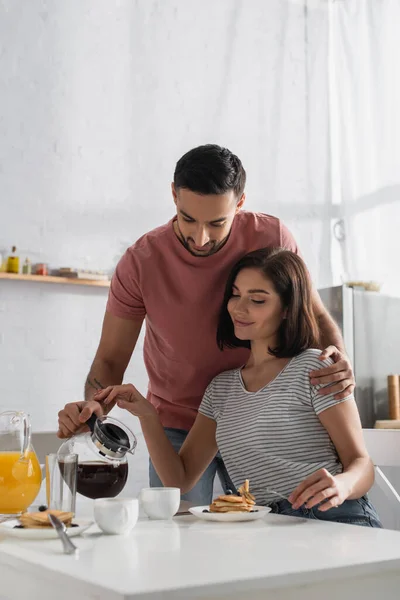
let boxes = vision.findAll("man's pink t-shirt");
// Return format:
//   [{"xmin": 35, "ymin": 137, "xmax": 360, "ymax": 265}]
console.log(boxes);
[{"xmin": 107, "ymin": 211, "xmax": 299, "ymax": 431}]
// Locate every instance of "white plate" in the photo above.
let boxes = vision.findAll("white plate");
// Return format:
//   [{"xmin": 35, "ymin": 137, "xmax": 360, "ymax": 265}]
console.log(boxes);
[
  {"xmin": 189, "ymin": 505, "xmax": 271, "ymax": 522},
  {"xmin": 0, "ymin": 519, "xmax": 93, "ymax": 540}
]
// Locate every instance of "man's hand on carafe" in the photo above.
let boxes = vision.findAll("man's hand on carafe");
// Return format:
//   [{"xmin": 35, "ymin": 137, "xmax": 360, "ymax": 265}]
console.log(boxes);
[{"xmin": 57, "ymin": 400, "xmax": 105, "ymax": 439}]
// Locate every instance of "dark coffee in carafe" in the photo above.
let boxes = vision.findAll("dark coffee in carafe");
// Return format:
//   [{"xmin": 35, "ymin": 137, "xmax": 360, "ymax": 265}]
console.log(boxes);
[{"xmin": 76, "ymin": 461, "xmax": 128, "ymax": 499}]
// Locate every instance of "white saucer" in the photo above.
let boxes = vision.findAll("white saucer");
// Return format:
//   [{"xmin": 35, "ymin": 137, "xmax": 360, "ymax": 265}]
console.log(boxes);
[{"xmin": 189, "ymin": 505, "xmax": 271, "ymax": 522}]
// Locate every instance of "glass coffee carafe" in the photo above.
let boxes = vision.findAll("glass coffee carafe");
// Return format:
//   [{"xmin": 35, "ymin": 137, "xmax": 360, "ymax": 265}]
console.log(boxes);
[
  {"xmin": 58, "ymin": 414, "xmax": 137, "ymax": 500},
  {"xmin": 0, "ymin": 411, "xmax": 42, "ymax": 517}
]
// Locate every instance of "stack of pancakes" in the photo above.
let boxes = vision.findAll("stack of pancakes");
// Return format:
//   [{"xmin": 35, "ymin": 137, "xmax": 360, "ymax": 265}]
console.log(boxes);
[
  {"xmin": 19, "ymin": 509, "xmax": 73, "ymax": 529},
  {"xmin": 209, "ymin": 479, "xmax": 256, "ymax": 513}
]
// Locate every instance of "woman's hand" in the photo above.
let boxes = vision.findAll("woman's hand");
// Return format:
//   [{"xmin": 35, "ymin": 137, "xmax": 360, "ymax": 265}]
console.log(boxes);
[
  {"xmin": 93, "ymin": 384, "xmax": 157, "ymax": 420},
  {"xmin": 288, "ymin": 468, "xmax": 350, "ymax": 511}
]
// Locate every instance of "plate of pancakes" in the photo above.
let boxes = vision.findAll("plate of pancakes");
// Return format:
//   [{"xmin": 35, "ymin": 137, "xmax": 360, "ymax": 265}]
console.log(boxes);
[
  {"xmin": 189, "ymin": 479, "xmax": 271, "ymax": 522},
  {"xmin": 0, "ymin": 509, "xmax": 92, "ymax": 540}
]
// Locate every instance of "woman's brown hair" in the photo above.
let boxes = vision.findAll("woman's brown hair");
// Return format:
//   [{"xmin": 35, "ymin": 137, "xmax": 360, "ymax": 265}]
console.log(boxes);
[{"xmin": 217, "ymin": 247, "xmax": 320, "ymax": 358}]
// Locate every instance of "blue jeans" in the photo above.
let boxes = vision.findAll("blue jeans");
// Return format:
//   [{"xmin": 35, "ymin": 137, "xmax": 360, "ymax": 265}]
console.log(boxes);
[
  {"xmin": 269, "ymin": 495, "xmax": 382, "ymax": 528},
  {"xmin": 149, "ymin": 427, "xmax": 235, "ymax": 505}
]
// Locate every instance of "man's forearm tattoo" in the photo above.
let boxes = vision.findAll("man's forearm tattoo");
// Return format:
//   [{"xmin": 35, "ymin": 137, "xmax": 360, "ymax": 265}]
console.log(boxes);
[{"xmin": 86, "ymin": 376, "xmax": 105, "ymax": 391}]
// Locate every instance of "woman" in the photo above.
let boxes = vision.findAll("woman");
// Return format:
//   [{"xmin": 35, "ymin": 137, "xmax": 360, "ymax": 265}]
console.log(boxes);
[{"xmin": 94, "ymin": 248, "xmax": 381, "ymax": 527}]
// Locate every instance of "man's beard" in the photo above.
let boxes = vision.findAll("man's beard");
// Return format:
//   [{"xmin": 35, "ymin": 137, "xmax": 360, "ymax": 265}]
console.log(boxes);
[{"xmin": 175, "ymin": 223, "xmax": 229, "ymax": 257}]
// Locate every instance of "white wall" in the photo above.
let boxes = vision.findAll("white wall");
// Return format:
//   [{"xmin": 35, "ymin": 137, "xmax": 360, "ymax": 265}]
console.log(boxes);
[{"xmin": 0, "ymin": 0, "xmax": 336, "ymax": 496}]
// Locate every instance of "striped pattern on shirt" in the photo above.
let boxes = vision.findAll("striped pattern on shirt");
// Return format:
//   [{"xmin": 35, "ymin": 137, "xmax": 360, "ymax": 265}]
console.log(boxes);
[{"xmin": 199, "ymin": 348, "xmax": 353, "ymax": 506}]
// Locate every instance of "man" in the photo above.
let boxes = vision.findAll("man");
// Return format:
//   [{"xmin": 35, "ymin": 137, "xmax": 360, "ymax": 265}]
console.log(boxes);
[{"xmin": 57, "ymin": 144, "xmax": 354, "ymax": 504}]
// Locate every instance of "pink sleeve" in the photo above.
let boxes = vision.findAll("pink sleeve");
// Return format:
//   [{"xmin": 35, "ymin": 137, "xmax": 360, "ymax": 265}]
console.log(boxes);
[
  {"xmin": 280, "ymin": 222, "xmax": 302, "ymax": 257},
  {"xmin": 106, "ymin": 249, "xmax": 146, "ymax": 319}
]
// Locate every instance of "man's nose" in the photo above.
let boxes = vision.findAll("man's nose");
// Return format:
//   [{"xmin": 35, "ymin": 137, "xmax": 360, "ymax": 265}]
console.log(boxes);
[{"xmin": 194, "ymin": 228, "xmax": 210, "ymax": 247}]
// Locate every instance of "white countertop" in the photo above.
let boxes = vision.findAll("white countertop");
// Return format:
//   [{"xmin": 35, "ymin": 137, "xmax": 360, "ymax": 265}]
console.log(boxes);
[{"xmin": 2, "ymin": 507, "xmax": 400, "ymax": 600}]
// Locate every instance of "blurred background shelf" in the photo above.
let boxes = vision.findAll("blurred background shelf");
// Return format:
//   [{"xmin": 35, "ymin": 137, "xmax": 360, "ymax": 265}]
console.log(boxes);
[
  {"xmin": 375, "ymin": 420, "xmax": 400, "ymax": 430},
  {"xmin": 0, "ymin": 272, "xmax": 110, "ymax": 288}
]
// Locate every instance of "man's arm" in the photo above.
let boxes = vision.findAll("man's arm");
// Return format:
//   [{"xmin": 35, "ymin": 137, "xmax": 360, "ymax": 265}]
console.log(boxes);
[
  {"xmin": 57, "ymin": 311, "xmax": 144, "ymax": 438},
  {"xmin": 310, "ymin": 289, "xmax": 355, "ymax": 400},
  {"xmin": 84, "ymin": 312, "xmax": 143, "ymax": 403},
  {"xmin": 312, "ymin": 289, "xmax": 345, "ymax": 353}
]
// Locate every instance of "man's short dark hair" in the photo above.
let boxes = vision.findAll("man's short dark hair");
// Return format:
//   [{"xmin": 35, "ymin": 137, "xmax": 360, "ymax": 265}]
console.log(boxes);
[
  {"xmin": 217, "ymin": 247, "xmax": 320, "ymax": 358},
  {"xmin": 173, "ymin": 144, "xmax": 246, "ymax": 198}
]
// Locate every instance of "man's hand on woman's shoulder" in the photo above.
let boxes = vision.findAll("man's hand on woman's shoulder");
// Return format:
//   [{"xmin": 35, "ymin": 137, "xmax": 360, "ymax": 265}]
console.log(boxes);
[{"xmin": 309, "ymin": 346, "xmax": 355, "ymax": 400}]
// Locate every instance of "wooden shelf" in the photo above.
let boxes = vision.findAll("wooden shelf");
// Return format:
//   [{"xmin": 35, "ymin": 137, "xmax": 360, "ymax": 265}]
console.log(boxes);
[
  {"xmin": 374, "ymin": 420, "xmax": 400, "ymax": 430},
  {"xmin": 0, "ymin": 272, "xmax": 110, "ymax": 288}
]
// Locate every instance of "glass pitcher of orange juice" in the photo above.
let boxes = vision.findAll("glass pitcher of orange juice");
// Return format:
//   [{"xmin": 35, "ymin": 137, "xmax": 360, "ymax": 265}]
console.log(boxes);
[{"xmin": 0, "ymin": 411, "xmax": 42, "ymax": 516}]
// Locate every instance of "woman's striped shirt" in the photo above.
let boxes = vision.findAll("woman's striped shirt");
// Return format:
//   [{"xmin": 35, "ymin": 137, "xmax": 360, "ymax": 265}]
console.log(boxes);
[{"xmin": 199, "ymin": 349, "xmax": 353, "ymax": 505}]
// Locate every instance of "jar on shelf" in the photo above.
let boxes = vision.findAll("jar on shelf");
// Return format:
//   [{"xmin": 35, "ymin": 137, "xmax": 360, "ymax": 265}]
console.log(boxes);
[
  {"xmin": 6, "ymin": 246, "xmax": 19, "ymax": 274},
  {"xmin": 22, "ymin": 258, "xmax": 32, "ymax": 275},
  {"xmin": 35, "ymin": 263, "xmax": 48, "ymax": 276}
]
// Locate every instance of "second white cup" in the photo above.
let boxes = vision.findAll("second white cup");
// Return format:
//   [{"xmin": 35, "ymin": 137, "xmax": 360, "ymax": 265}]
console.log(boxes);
[
  {"xmin": 140, "ymin": 487, "xmax": 180, "ymax": 520},
  {"xmin": 94, "ymin": 498, "xmax": 139, "ymax": 535}
]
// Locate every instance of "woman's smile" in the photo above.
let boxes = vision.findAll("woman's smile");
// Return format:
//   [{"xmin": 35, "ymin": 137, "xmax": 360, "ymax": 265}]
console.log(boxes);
[{"xmin": 233, "ymin": 319, "xmax": 255, "ymax": 327}]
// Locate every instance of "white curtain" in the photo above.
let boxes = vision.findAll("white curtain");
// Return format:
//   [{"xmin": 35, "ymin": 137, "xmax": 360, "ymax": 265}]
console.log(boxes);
[{"xmin": 330, "ymin": 0, "xmax": 400, "ymax": 295}]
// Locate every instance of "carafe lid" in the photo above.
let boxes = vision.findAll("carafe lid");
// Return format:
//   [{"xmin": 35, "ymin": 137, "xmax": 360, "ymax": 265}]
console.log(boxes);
[{"xmin": 86, "ymin": 414, "xmax": 137, "ymax": 460}]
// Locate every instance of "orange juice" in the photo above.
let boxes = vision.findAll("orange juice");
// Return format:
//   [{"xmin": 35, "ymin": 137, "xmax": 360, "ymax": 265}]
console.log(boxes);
[{"xmin": 0, "ymin": 450, "xmax": 42, "ymax": 514}]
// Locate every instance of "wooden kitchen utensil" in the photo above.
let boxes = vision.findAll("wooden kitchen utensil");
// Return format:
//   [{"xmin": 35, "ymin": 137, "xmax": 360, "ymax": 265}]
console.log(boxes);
[{"xmin": 388, "ymin": 375, "xmax": 400, "ymax": 420}]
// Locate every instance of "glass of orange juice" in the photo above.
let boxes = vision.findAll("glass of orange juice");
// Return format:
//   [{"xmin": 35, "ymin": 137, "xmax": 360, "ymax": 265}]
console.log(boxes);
[{"xmin": 0, "ymin": 411, "xmax": 42, "ymax": 517}]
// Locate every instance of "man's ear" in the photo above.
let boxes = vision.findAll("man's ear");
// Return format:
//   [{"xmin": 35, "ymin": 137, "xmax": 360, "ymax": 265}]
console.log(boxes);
[
  {"xmin": 236, "ymin": 193, "xmax": 245, "ymax": 213},
  {"xmin": 171, "ymin": 182, "xmax": 178, "ymax": 206}
]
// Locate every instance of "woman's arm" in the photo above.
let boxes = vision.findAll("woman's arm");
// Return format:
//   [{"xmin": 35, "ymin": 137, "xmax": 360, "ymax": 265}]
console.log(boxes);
[
  {"xmin": 141, "ymin": 412, "xmax": 218, "ymax": 493},
  {"xmin": 320, "ymin": 399, "xmax": 374, "ymax": 499},
  {"xmin": 289, "ymin": 399, "xmax": 374, "ymax": 510},
  {"xmin": 93, "ymin": 384, "xmax": 218, "ymax": 494}
]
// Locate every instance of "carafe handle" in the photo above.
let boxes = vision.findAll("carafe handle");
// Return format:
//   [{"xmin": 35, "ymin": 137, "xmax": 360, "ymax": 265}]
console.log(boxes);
[
  {"xmin": 0, "ymin": 410, "xmax": 32, "ymax": 457},
  {"xmin": 20, "ymin": 412, "xmax": 31, "ymax": 456},
  {"xmin": 86, "ymin": 413, "xmax": 97, "ymax": 433}
]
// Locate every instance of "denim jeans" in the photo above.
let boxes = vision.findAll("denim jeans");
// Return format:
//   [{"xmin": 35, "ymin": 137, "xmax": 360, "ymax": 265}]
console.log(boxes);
[
  {"xmin": 148, "ymin": 427, "xmax": 236, "ymax": 505},
  {"xmin": 269, "ymin": 495, "xmax": 382, "ymax": 528}
]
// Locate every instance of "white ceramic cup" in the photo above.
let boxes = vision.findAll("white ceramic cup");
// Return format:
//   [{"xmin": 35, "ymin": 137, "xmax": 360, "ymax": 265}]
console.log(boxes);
[
  {"xmin": 94, "ymin": 498, "xmax": 139, "ymax": 535},
  {"xmin": 140, "ymin": 487, "xmax": 180, "ymax": 520}
]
